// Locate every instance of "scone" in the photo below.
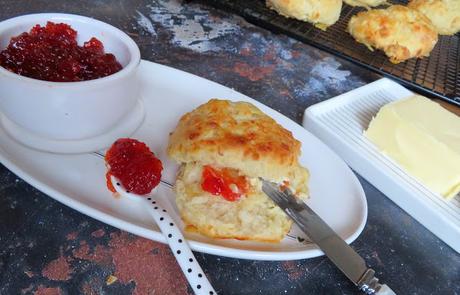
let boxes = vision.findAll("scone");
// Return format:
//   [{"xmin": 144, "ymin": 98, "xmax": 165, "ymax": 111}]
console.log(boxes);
[
  {"xmin": 348, "ymin": 5, "xmax": 438, "ymax": 63},
  {"xmin": 408, "ymin": 0, "xmax": 460, "ymax": 35},
  {"xmin": 343, "ymin": 0, "xmax": 387, "ymax": 8},
  {"xmin": 266, "ymin": 0, "xmax": 342, "ymax": 30},
  {"xmin": 167, "ymin": 99, "xmax": 309, "ymax": 242}
]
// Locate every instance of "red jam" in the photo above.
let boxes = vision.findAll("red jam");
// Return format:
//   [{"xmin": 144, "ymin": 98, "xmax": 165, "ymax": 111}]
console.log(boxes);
[
  {"xmin": 105, "ymin": 138, "xmax": 163, "ymax": 195},
  {"xmin": 0, "ymin": 21, "xmax": 122, "ymax": 82},
  {"xmin": 201, "ymin": 165, "xmax": 249, "ymax": 201}
]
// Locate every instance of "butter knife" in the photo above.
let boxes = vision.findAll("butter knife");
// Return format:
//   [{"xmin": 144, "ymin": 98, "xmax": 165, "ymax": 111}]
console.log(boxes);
[{"xmin": 262, "ymin": 180, "xmax": 396, "ymax": 295}]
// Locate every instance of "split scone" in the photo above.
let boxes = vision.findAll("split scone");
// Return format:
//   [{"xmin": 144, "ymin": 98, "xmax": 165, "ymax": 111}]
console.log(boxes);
[
  {"xmin": 343, "ymin": 0, "xmax": 387, "ymax": 8},
  {"xmin": 266, "ymin": 0, "xmax": 342, "ymax": 30},
  {"xmin": 348, "ymin": 5, "xmax": 438, "ymax": 63},
  {"xmin": 408, "ymin": 0, "xmax": 460, "ymax": 35},
  {"xmin": 167, "ymin": 99, "xmax": 309, "ymax": 242}
]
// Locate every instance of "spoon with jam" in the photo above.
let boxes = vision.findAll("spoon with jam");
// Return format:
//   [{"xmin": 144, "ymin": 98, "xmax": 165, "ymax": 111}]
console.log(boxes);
[{"xmin": 104, "ymin": 138, "xmax": 216, "ymax": 295}]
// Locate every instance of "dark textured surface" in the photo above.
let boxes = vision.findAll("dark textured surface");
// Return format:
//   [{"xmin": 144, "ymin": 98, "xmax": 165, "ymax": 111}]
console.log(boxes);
[
  {"xmin": 0, "ymin": 1, "xmax": 459, "ymax": 294},
  {"xmin": 194, "ymin": 0, "xmax": 460, "ymax": 106}
]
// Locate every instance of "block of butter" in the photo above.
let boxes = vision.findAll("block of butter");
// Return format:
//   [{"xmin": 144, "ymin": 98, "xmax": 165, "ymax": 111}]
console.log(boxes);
[{"xmin": 365, "ymin": 95, "xmax": 460, "ymax": 199}]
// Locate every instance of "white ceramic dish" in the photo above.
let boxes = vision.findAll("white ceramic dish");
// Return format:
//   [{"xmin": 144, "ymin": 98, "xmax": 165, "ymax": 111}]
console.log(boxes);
[
  {"xmin": 303, "ymin": 78, "xmax": 460, "ymax": 254},
  {"xmin": 0, "ymin": 60, "xmax": 367, "ymax": 260},
  {"xmin": 0, "ymin": 99, "xmax": 145, "ymax": 154},
  {"xmin": 0, "ymin": 13, "xmax": 141, "ymax": 145}
]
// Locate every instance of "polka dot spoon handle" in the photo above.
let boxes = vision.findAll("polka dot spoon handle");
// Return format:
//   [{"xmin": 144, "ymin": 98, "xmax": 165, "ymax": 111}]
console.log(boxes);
[{"xmin": 111, "ymin": 177, "xmax": 216, "ymax": 295}]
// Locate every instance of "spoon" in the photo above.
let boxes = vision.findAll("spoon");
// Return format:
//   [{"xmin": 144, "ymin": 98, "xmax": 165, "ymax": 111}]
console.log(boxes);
[{"xmin": 94, "ymin": 152, "xmax": 216, "ymax": 295}]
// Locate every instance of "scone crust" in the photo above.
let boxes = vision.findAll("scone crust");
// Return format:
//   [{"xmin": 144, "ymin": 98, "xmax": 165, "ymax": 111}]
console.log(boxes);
[
  {"xmin": 174, "ymin": 163, "xmax": 293, "ymax": 242},
  {"xmin": 344, "ymin": 0, "xmax": 387, "ymax": 8},
  {"xmin": 348, "ymin": 5, "xmax": 438, "ymax": 63},
  {"xmin": 266, "ymin": 0, "xmax": 342, "ymax": 29},
  {"xmin": 408, "ymin": 0, "xmax": 460, "ymax": 35},
  {"xmin": 167, "ymin": 99, "xmax": 309, "ymax": 195}
]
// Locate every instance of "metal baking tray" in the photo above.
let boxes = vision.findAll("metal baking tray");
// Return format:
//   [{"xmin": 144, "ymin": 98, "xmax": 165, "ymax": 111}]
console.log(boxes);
[{"xmin": 196, "ymin": 0, "xmax": 460, "ymax": 106}]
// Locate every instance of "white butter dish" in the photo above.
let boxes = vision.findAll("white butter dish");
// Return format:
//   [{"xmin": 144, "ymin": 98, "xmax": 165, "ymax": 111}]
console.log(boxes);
[{"xmin": 303, "ymin": 78, "xmax": 460, "ymax": 253}]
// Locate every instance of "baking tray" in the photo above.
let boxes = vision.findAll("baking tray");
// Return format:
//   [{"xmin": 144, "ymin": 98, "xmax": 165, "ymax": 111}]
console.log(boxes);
[
  {"xmin": 303, "ymin": 78, "xmax": 460, "ymax": 253},
  {"xmin": 196, "ymin": 0, "xmax": 460, "ymax": 107}
]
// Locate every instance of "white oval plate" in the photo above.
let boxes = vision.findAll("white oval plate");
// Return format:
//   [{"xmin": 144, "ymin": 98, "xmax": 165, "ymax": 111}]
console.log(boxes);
[{"xmin": 0, "ymin": 60, "xmax": 367, "ymax": 260}]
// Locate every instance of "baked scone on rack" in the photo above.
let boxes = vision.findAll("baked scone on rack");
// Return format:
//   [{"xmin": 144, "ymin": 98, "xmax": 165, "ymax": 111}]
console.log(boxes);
[
  {"xmin": 408, "ymin": 0, "xmax": 460, "ymax": 35},
  {"xmin": 348, "ymin": 5, "xmax": 438, "ymax": 64},
  {"xmin": 266, "ymin": 0, "xmax": 342, "ymax": 30},
  {"xmin": 343, "ymin": 0, "xmax": 387, "ymax": 8},
  {"xmin": 167, "ymin": 99, "xmax": 309, "ymax": 242}
]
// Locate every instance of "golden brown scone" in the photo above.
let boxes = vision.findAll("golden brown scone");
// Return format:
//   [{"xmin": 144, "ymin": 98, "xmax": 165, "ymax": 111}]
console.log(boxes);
[
  {"xmin": 408, "ymin": 0, "xmax": 460, "ymax": 35},
  {"xmin": 266, "ymin": 0, "xmax": 342, "ymax": 30},
  {"xmin": 168, "ymin": 99, "xmax": 309, "ymax": 197},
  {"xmin": 343, "ymin": 0, "xmax": 387, "ymax": 8},
  {"xmin": 348, "ymin": 5, "xmax": 438, "ymax": 64},
  {"xmin": 174, "ymin": 163, "xmax": 293, "ymax": 242},
  {"xmin": 168, "ymin": 99, "xmax": 310, "ymax": 242}
]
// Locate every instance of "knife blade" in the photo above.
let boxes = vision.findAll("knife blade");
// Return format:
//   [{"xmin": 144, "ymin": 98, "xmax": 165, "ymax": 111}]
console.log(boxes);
[{"xmin": 261, "ymin": 180, "xmax": 396, "ymax": 295}]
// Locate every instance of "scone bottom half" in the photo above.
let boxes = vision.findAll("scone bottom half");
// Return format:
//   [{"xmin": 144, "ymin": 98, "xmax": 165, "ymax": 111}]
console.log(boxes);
[
  {"xmin": 167, "ymin": 99, "xmax": 310, "ymax": 242},
  {"xmin": 174, "ymin": 163, "xmax": 294, "ymax": 242}
]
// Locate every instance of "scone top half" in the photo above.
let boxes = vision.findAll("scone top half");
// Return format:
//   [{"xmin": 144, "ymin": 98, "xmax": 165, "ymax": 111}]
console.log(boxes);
[{"xmin": 167, "ymin": 99, "xmax": 309, "ymax": 198}]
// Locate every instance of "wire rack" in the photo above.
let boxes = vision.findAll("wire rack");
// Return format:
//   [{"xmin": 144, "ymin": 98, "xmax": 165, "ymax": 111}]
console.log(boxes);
[{"xmin": 195, "ymin": 0, "xmax": 460, "ymax": 106}]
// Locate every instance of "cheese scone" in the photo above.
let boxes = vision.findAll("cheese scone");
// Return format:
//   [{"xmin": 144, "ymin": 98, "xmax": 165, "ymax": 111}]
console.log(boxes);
[
  {"xmin": 266, "ymin": 0, "xmax": 342, "ymax": 30},
  {"xmin": 408, "ymin": 0, "xmax": 460, "ymax": 35},
  {"xmin": 348, "ymin": 5, "xmax": 438, "ymax": 64},
  {"xmin": 343, "ymin": 0, "xmax": 387, "ymax": 8},
  {"xmin": 168, "ymin": 99, "xmax": 309, "ymax": 242}
]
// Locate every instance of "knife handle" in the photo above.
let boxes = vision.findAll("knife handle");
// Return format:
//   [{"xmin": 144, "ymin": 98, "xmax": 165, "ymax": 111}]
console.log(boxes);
[
  {"xmin": 358, "ymin": 269, "xmax": 397, "ymax": 295},
  {"xmin": 375, "ymin": 284, "xmax": 397, "ymax": 295}
]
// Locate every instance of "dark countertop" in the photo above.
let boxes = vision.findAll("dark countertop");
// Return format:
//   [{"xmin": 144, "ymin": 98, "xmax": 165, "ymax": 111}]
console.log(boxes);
[{"xmin": 0, "ymin": 1, "xmax": 459, "ymax": 294}]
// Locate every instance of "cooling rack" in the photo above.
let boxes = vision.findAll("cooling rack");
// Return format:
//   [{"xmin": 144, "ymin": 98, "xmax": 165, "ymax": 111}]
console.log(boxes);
[{"xmin": 196, "ymin": 0, "xmax": 460, "ymax": 106}]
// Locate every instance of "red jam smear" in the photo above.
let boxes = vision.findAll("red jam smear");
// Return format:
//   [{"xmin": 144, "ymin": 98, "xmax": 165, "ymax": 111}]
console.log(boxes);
[
  {"xmin": 0, "ymin": 21, "xmax": 122, "ymax": 82},
  {"xmin": 201, "ymin": 165, "xmax": 249, "ymax": 201},
  {"xmin": 105, "ymin": 138, "xmax": 163, "ymax": 195}
]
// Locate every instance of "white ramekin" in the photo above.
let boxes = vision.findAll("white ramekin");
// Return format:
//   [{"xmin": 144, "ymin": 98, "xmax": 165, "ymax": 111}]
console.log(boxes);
[{"xmin": 0, "ymin": 13, "xmax": 141, "ymax": 141}]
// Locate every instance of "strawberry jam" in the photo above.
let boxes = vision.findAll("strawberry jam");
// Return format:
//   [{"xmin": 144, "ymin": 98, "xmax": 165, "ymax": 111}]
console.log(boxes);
[
  {"xmin": 201, "ymin": 165, "xmax": 249, "ymax": 201},
  {"xmin": 0, "ymin": 21, "xmax": 122, "ymax": 82},
  {"xmin": 105, "ymin": 138, "xmax": 163, "ymax": 195}
]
